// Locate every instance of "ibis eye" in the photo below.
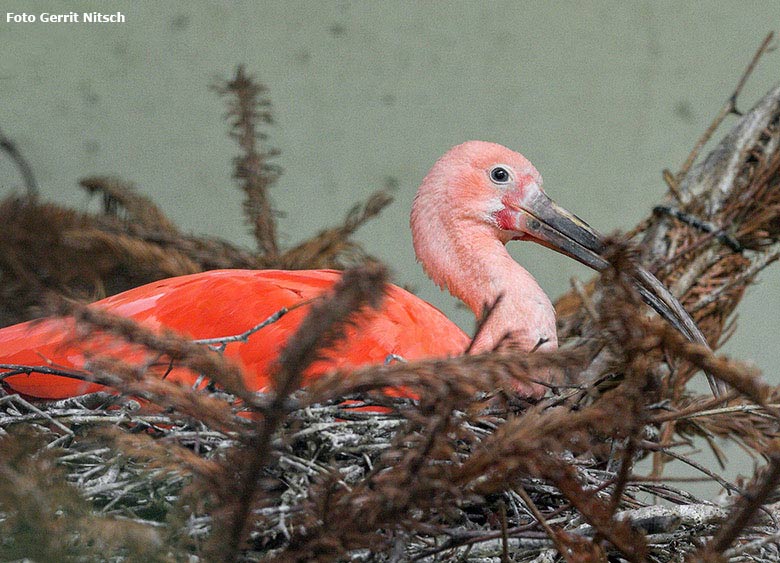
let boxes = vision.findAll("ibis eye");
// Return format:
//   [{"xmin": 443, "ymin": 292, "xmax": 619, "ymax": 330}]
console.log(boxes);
[{"xmin": 489, "ymin": 166, "xmax": 511, "ymax": 184}]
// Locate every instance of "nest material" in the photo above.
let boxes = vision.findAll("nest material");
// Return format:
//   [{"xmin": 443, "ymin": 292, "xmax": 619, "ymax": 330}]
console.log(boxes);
[{"xmin": 2, "ymin": 52, "xmax": 780, "ymax": 562}]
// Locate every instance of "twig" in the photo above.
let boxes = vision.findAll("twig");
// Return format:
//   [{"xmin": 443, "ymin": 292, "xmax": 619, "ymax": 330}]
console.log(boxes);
[
  {"xmin": 724, "ymin": 530, "xmax": 780, "ymax": 559},
  {"xmin": 642, "ymin": 440, "xmax": 741, "ymax": 495},
  {"xmin": 465, "ymin": 294, "xmax": 504, "ymax": 354},
  {"xmin": 609, "ymin": 438, "xmax": 636, "ymax": 517},
  {"xmin": 0, "ymin": 394, "xmax": 74, "ymax": 438},
  {"xmin": 649, "ymin": 390, "xmax": 739, "ymax": 423},
  {"xmin": 662, "ymin": 168, "xmax": 684, "ymax": 203},
  {"xmin": 570, "ymin": 277, "xmax": 599, "ymax": 323},
  {"xmin": 216, "ymin": 66, "xmax": 281, "ymax": 259},
  {"xmin": 194, "ymin": 298, "xmax": 317, "ymax": 349},
  {"xmin": 653, "ymin": 205, "xmax": 743, "ymax": 253},
  {"xmin": 693, "ymin": 443, "xmax": 780, "ymax": 559},
  {"xmin": 497, "ymin": 499, "xmax": 510, "ymax": 563},
  {"xmin": 676, "ymin": 32, "xmax": 775, "ymax": 183},
  {"xmin": 0, "ymin": 126, "xmax": 37, "ymax": 197},
  {"xmin": 656, "ymin": 401, "xmax": 780, "ymax": 423},
  {"xmin": 0, "ymin": 363, "xmax": 93, "ymax": 382},
  {"xmin": 515, "ymin": 485, "xmax": 561, "ymax": 547},
  {"xmin": 690, "ymin": 247, "xmax": 780, "ymax": 313}
]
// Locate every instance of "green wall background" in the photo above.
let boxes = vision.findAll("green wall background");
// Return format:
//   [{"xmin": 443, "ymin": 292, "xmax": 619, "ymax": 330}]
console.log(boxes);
[{"xmin": 2, "ymin": 1, "xmax": 780, "ymax": 487}]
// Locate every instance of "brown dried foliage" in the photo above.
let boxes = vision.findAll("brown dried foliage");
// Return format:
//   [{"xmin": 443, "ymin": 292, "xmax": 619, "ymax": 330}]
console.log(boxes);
[
  {"xmin": 214, "ymin": 65, "xmax": 282, "ymax": 259},
  {"xmin": 0, "ymin": 429, "xmax": 165, "ymax": 561},
  {"xmin": 555, "ymin": 36, "xmax": 780, "ymax": 483},
  {"xmin": 3, "ymin": 46, "xmax": 780, "ymax": 562},
  {"xmin": 691, "ymin": 441, "xmax": 780, "ymax": 562},
  {"xmin": 80, "ymin": 176, "xmax": 181, "ymax": 234}
]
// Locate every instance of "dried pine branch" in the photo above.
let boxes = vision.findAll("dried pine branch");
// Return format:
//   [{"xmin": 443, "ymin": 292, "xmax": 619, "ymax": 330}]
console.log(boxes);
[
  {"xmin": 214, "ymin": 65, "xmax": 282, "ymax": 259},
  {"xmin": 691, "ymin": 441, "xmax": 780, "ymax": 562},
  {"xmin": 80, "ymin": 176, "xmax": 181, "ymax": 234},
  {"xmin": 62, "ymin": 227, "xmax": 202, "ymax": 277},
  {"xmin": 279, "ymin": 188, "xmax": 393, "ymax": 269}
]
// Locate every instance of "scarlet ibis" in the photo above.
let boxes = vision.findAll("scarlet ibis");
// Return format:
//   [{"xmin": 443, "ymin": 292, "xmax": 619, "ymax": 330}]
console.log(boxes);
[{"xmin": 0, "ymin": 141, "xmax": 712, "ymax": 400}]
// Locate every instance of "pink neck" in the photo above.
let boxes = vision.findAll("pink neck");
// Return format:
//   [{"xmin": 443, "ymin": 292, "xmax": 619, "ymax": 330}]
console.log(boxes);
[{"xmin": 415, "ymin": 224, "xmax": 558, "ymax": 354}]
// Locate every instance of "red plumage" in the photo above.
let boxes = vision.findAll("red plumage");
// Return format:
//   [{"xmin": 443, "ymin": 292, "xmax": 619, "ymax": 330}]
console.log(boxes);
[{"xmin": 0, "ymin": 269, "xmax": 469, "ymax": 399}]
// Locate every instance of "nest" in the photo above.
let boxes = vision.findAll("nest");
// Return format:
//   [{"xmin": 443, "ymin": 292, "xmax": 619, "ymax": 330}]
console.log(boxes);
[{"xmin": 3, "ymin": 38, "xmax": 780, "ymax": 562}]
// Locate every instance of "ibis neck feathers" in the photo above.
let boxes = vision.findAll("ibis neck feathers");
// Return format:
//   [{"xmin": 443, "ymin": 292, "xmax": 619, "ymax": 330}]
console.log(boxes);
[{"xmin": 412, "ymin": 216, "xmax": 558, "ymax": 355}]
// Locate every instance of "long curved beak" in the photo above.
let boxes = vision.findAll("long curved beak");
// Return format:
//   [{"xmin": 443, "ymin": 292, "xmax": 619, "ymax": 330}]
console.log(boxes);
[
  {"xmin": 514, "ymin": 190, "xmax": 726, "ymax": 396},
  {"xmin": 517, "ymin": 191, "xmax": 608, "ymax": 271}
]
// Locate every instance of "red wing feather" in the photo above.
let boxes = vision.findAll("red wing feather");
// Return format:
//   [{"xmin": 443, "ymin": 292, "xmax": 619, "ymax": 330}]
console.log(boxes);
[{"xmin": 0, "ymin": 270, "xmax": 469, "ymax": 399}]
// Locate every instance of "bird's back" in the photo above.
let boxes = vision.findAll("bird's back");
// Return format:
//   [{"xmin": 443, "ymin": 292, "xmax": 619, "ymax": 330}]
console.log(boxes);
[{"xmin": 0, "ymin": 269, "xmax": 470, "ymax": 399}]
